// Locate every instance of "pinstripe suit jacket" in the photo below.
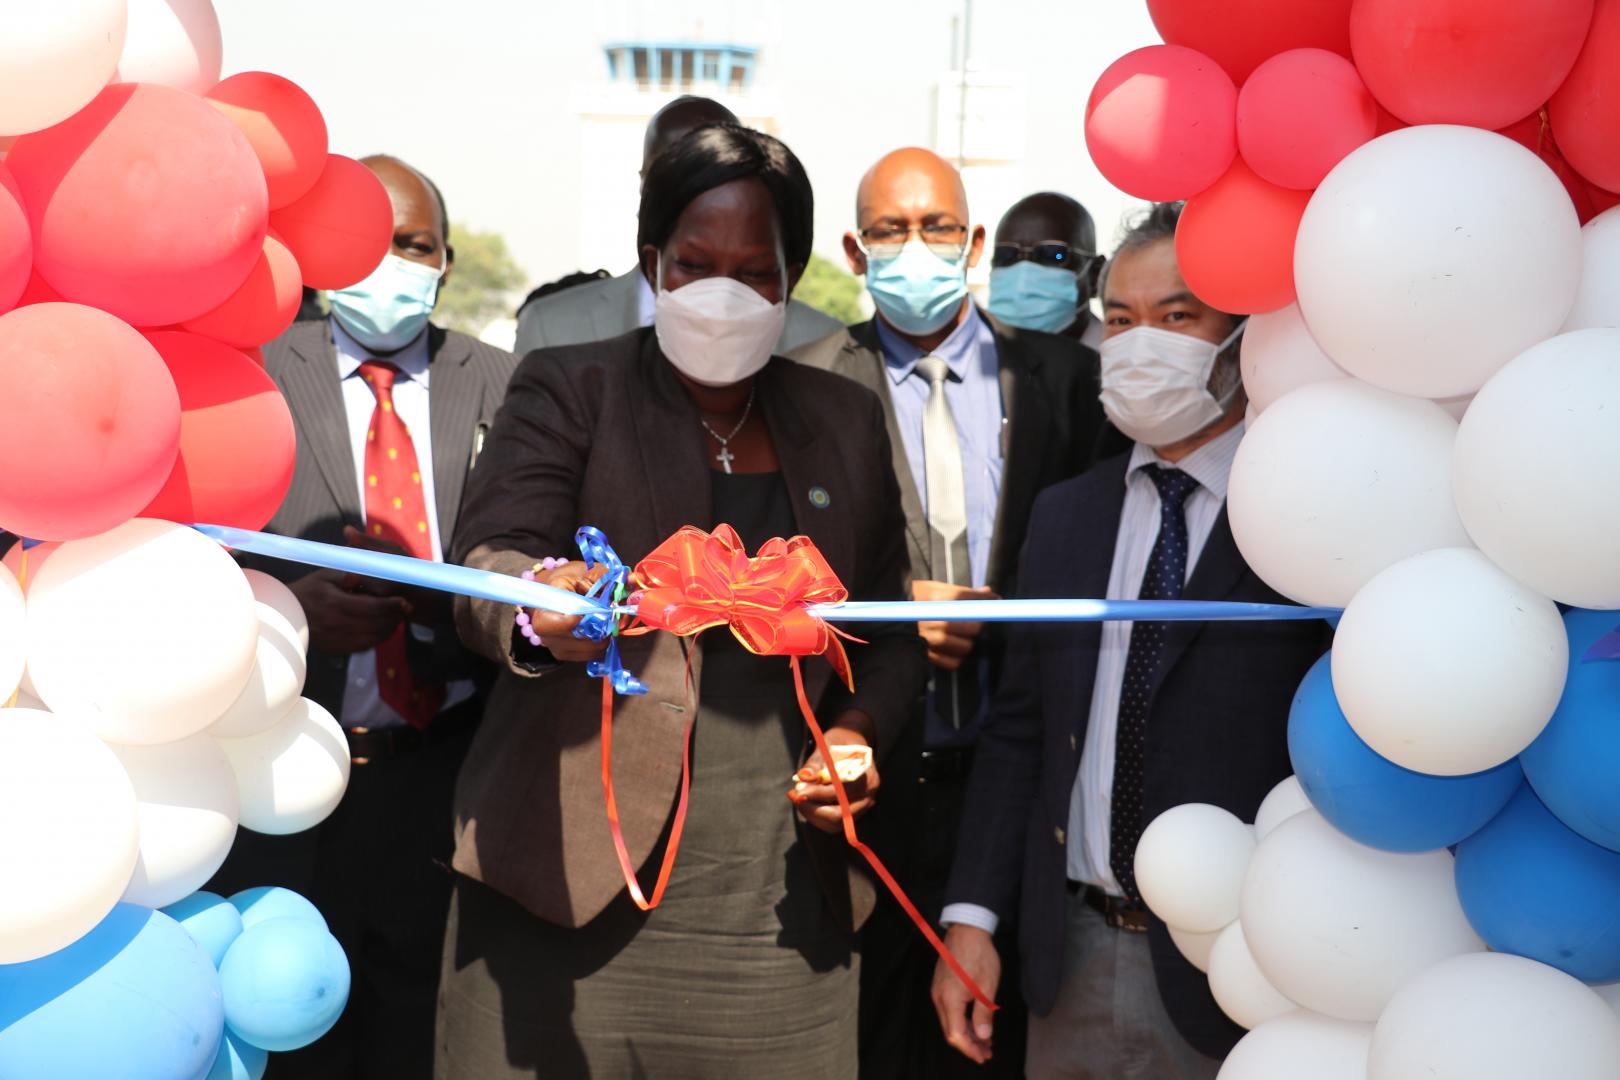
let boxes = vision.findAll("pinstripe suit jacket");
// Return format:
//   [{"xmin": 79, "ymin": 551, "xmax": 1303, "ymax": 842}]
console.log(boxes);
[{"xmin": 257, "ymin": 317, "xmax": 520, "ymax": 716}]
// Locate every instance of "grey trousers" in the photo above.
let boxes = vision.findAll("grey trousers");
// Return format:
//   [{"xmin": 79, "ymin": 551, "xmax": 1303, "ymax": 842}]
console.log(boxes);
[{"xmin": 1026, "ymin": 895, "xmax": 1222, "ymax": 1080}]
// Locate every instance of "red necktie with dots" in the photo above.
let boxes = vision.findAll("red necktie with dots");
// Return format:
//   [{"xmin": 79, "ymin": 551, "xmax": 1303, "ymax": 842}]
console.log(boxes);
[{"xmin": 359, "ymin": 359, "xmax": 444, "ymax": 728}]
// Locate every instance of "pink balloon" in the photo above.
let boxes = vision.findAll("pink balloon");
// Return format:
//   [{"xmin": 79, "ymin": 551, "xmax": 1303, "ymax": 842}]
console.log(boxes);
[
  {"xmin": 1238, "ymin": 49, "xmax": 1378, "ymax": 190},
  {"xmin": 0, "ymin": 163, "xmax": 28, "ymax": 313},
  {"xmin": 6, "ymin": 83, "xmax": 268, "ymax": 328},
  {"xmin": 1351, "ymin": 0, "xmax": 1595, "ymax": 129},
  {"xmin": 1086, "ymin": 45, "xmax": 1238, "ymax": 202}
]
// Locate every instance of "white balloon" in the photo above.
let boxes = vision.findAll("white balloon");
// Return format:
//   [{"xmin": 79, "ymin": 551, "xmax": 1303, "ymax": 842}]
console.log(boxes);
[
  {"xmin": 1208, "ymin": 922, "xmax": 1298, "ymax": 1029},
  {"xmin": 1331, "ymin": 548, "xmax": 1567, "ymax": 776},
  {"xmin": 1253, "ymin": 776, "xmax": 1311, "ymax": 840},
  {"xmin": 114, "ymin": 0, "xmax": 221, "ymax": 94},
  {"xmin": 211, "ymin": 573, "xmax": 309, "ymax": 739},
  {"xmin": 1453, "ymin": 329, "xmax": 1620, "ymax": 608},
  {"xmin": 1295, "ymin": 126, "xmax": 1582, "ymax": 398},
  {"xmin": 216, "ymin": 698, "xmax": 350, "ymax": 835},
  {"xmin": 1218, "ymin": 1010, "xmax": 1372, "ymax": 1080},
  {"xmin": 0, "ymin": 709, "xmax": 138, "ymax": 963},
  {"xmin": 0, "ymin": 562, "xmax": 22, "ymax": 702},
  {"xmin": 1170, "ymin": 922, "xmax": 1224, "ymax": 973},
  {"xmin": 1238, "ymin": 304, "xmax": 1347, "ymax": 414},
  {"xmin": 243, "ymin": 569, "xmax": 309, "ymax": 654},
  {"xmin": 1241, "ymin": 810, "xmax": 1484, "ymax": 1022},
  {"xmin": 27, "ymin": 519, "xmax": 259, "ymax": 746},
  {"xmin": 1229, "ymin": 379, "xmax": 1470, "ymax": 606},
  {"xmin": 111, "ymin": 734, "xmax": 239, "ymax": 908},
  {"xmin": 1563, "ymin": 206, "xmax": 1620, "ymax": 331},
  {"xmin": 0, "ymin": 0, "xmax": 127, "ymax": 136},
  {"xmin": 1369, "ymin": 953, "xmax": 1620, "ymax": 1080},
  {"xmin": 1135, "ymin": 803, "xmax": 1256, "ymax": 934}
]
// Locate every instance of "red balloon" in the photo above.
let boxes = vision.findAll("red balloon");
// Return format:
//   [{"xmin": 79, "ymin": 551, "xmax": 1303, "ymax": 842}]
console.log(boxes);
[
  {"xmin": 1238, "ymin": 49, "xmax": 1377, "ymax": 190},
  {"xmin": 139, "ymin": 331, "xmax": 295, "ymax": 531},
  {"xmin": 1351, "ymin": 0, "xmax": 1595, "ymax": 129},
  {"xmin": 179, "ymin": 232, "xmax": 302, "ymax": 347},
  {"xmin": 1176, "ymin": 159, "xmax": 1312, "ymax": 315},
  {"xmin": 269, "ymin": 154, "xmax": 392, "ymax": 290},
  {"xmin": 5, "ymin": 83, "xmax": 268, "ymax": 327},
  {"xmin": 0, "ymin": 303, "xmax": 180, "ymax": 541},
  {"xmin": 1148, "ymin": 0, "xmax": 1353, "ymax": 84},
  {"xmin": 0, "ymin": 163, "xmax": 28, "ymax": 313},
  {"xmin": 206, "ymin": 71, "xmax": 330, "ymax": 211},
  {"xmin": 1086, "ymin": 46, "xmax": 1238, "ymax": 202},
  {"xmin": 1550, "ymin": 0, "xmax": 1620, "ymax": 193}
]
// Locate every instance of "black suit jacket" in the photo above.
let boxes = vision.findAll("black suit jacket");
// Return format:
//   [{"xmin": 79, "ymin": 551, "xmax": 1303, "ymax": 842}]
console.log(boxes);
[
  {"xmin": 944, "ymin": 452, "xmax": 1332, "ymax": 1059},
  {"xmin": 789, "ymin": 313, "xmax": 1123, "ymax": 600},
  {"xmin": 255, "ymin": 317, "xmax": 519, "ymax": 715}
]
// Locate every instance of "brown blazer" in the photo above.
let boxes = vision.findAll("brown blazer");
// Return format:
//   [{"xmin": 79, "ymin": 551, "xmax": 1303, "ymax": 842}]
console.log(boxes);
[{"xmin": 450, "ymin": 327, "xmax": 927, "ymax": 930}]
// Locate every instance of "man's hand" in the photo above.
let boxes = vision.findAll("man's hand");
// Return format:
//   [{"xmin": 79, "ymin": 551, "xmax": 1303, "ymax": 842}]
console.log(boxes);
[
  {"xmin": 788, "ymin": 716, "xmax": 878, "ymax": 834},
  {"xmin": 931, "ymin": 924, "xmax": 1001, "ymax": 1064},
  {"xmin": 341, "ymin": 525, "xmax": 451, "ymax": 625},
  {"xmin": 523, "ymin": 560, "xmax": 610, "ymax": 663},
  {"xmin": 288, "ymin": 569, "xmax": 411, "ymax": 655},
  {"xmin": 913, "ymin": 580, "xmax": 999, "ymax": 671}
]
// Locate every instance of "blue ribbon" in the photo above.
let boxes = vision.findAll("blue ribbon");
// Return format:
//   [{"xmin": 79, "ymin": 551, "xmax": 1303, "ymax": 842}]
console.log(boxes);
[
  {"xmin": 571, "ymin": 527, "xmax": 647, "ymax": 696},
  {"xmin": 193, "ymin": 523, "xmax": 1341, "ymax": 695}
]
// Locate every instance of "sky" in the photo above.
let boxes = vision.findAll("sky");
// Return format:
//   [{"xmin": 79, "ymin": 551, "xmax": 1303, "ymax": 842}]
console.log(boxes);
[{"xmin": 217, "ymin": 0, "xmax": 1161, "ymax": 292}]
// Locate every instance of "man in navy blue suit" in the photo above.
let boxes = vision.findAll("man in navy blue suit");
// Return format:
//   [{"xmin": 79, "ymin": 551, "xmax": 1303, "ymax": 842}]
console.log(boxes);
[{"xmin": 930, "ymin": 203, "xmax": 1331, "ymax": 1078}]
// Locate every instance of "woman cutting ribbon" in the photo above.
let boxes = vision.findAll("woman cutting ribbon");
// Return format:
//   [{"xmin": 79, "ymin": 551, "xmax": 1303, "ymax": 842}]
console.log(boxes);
[{"xmin": 437, "ymin": 124, "xmax": 926, "ymax": 1079}]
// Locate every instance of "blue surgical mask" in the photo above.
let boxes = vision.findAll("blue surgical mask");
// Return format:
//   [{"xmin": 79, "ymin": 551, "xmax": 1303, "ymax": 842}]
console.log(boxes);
[
  {"xmin": 987, "ymin": 261, "xmax": 1080, "ymax": 334},
  {"xmin": 865, "ymin": 239, "xmax": 969, "ymax": 336},
  {"xmin": 328, "ymin": 253, "xmax": 445, "ymax": 353}
]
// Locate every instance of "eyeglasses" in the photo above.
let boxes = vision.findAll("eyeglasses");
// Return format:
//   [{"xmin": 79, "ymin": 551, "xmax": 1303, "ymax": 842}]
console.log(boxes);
[
  {"xmin": 991, "ymin": 240, "xmax": 1097, "ymax": 272},
  {"xmin": 857, "ymin": 222, "xmax": 970, "ymax": 260}
]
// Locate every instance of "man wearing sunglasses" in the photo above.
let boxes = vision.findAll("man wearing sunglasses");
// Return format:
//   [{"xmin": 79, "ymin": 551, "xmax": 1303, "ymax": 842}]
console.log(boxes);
[
  {"xmin": 791, "ymin": 147, "xmax": 1121, "ymax": 1079},
  {"xmin": 988, "ymin": 192, "xmax": 1105, "ymax": 351}
]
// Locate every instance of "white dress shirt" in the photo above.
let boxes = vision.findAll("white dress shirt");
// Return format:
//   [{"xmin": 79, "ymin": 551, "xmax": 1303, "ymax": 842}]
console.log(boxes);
[
  {"xmin": 940, "ymin": 422, "xmax": 1244, "ymax": 934},
  {"xmin": 332, "ymin": 321, "xmax": 474, "ymax": 729}
]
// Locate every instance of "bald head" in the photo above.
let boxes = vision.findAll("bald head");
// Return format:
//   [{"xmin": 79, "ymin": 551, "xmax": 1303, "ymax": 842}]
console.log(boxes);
[
  {"xmin": 642, "ymin": 96, "xmax": 739, "ymax": 175},
  {"xmin": 855, "ymin": 146, "xmax": 969, "ymax": 229},
  {"xmin": 996, "ymin": 192, "xmax": 1096, "ymax": 256}
]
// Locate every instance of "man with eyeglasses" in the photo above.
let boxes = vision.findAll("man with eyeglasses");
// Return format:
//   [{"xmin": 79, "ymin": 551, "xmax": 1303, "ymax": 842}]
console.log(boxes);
[
  {"xmin": 988, "ymin": 192, "xmax": 1105, "ymax": 351},
  {"xmin": 791, "ymin": 147, "xmax": 1121, "ymax": 1080}
]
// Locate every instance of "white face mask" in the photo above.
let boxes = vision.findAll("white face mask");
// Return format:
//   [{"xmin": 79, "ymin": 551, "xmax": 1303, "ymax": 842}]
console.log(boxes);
[
  {"xmin": 652, "ymin": 258, "xmax": 788, "ymax": 388},
  {"xmin": 1099, "ymin": 323, "xmax": 1245, "ymax": 447}
]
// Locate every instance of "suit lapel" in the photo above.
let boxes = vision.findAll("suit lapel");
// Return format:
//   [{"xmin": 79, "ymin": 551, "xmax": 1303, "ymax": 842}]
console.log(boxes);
[
  {"xmin": 281, "ymin": 321, "xmax": 362, "ymax": 524},
  {"xmin": 427, "ymin": 327, "xmax": 478, "ymax": 548},
  {"xmin": 1153, "ymin": 504, "xmax": 1248, "ymax": 692}
]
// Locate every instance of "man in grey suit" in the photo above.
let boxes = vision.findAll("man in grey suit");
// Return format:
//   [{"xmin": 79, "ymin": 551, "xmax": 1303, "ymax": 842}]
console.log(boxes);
[
  {"xmin": 513, "ymin": 95, "xmax": 841, "ymax": 354},
  {"xmin": 790, "ymin": 147, "xmax": 1123, "ymax": 1079},
  {"xmin": 208, "ymin": 155, "xmax": 517, "ymax": 1080}
]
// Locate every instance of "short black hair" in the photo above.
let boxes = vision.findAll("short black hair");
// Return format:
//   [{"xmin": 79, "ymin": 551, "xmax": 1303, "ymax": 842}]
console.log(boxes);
[{"xmin": 637, "ymin": 123, "xmax": 813, "ymax": 269}]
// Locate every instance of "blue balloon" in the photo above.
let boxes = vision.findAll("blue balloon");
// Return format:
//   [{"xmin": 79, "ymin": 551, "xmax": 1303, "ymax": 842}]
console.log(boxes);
[
  {"xmin": 164, "ymin": 891, "xmax": 246, "ymax": 969},
  {"xmin": 204, "ymin": 1029, "xmax": 268, "ymax": 1080},
  {"xmin": 1520, "ymin": 608, "xmax": 1620, "ymax": 852},
  {"xmin": 1289, "ymin": 653, "xmax": 1523, "ymax": 852},
  {"xmin": 220, "ymin": 917, "xmax": 349, "ymax": 1053},
  {"xmin": 228, "ymin": 886, "xmax": 327, "ymax": 932},
  {"xmin": 0, "ymin": 904, "xmax": 224, "ymax": 1080},
  {"xmin": 1456, "ymin": 783, "xmax": 1620, "ymax": 982}
]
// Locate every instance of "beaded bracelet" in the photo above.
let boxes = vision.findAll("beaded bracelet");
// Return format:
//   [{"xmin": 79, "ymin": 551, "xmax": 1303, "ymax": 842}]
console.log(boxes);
[{"xmin": 514, "ymin": 556, "xmax": 569, "ymax": 647}]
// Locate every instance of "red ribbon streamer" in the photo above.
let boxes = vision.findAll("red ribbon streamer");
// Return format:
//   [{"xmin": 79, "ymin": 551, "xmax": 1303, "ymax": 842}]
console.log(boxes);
[{"xmin": 597, "ymin": 524, "xmax": 997, "ymax": 1012}]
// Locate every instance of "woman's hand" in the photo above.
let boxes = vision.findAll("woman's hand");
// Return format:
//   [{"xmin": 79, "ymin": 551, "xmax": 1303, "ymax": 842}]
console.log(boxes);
[
  {"xmin": 788, "ymin": 713, "xmax": 880, "ymax": 834},
  {"xmin": 525, "ymin": 560, "xmax": 610, "ymax": 663}
]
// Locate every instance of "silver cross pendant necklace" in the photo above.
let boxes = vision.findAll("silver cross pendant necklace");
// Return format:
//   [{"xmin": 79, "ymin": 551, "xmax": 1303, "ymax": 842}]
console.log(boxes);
[{"xmin": 698, "ymin": 385, "xmax": 757, "ymax": 475}]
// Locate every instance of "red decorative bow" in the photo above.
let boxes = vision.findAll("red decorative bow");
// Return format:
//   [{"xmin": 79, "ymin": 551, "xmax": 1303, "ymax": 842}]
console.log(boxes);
[{"xmin": 630, "ymin": 524, "xmax": 855, "ymax": 689}]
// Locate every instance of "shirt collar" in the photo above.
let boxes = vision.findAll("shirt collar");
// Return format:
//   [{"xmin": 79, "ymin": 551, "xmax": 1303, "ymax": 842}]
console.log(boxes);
[
  {"xmin": 878, "ymin": 302, "xmax": 991, "ymax": 386},
  {"xmin": 1126, "ymin": 420, "xmax": 1245, "ymax": 501},
  {"xmin": 332, "ymin": 319, "xmax": 433, "ymax": 388}
]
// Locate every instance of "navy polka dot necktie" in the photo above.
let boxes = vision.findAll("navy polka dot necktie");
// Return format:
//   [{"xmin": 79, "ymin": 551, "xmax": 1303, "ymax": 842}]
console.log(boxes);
[{"xmin": 1110, "ymin": 464, "xmax": 1201, "ymax": 902}]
